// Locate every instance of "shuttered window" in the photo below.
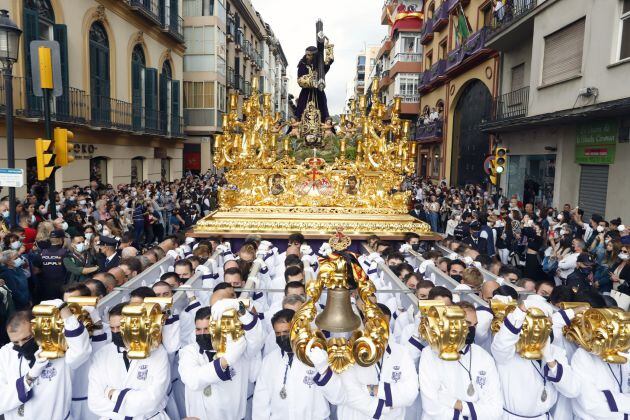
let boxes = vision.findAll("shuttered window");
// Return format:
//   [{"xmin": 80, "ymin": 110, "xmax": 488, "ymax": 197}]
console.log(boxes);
[
  {"xmin": 542, "ymin": 18, "xmax": 585, "ymax": 85},
  {"xmin": 578, "ymin": 165, "xmax": 609, "ymax": 220},
  {"xmin": 511, "ymin": 63, "xmax": 525, "ymax": 91}
]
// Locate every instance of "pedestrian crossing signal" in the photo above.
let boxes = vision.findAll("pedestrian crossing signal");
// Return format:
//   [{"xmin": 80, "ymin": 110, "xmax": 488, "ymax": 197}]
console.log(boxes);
[
  {"xmin": 54, "ymin": 128, "xmax": 75, "ymax": 167},
  {"xmin": 35, "ymin": 138, "xmax": 54, "ymax": 181}
]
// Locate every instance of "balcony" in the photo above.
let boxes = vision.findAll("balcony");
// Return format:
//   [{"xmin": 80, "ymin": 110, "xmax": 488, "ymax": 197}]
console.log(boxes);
[
  {"xmin": 414, "ymin": 120, "xmax": 443, "ymax": 142},
  {"xmin": 226, "ymin": 15, "xmax": 235, "ymax": 41},
  {"xmin": 243, "ymin": 40, "xmax": 251, "ymax": 60},
  {"xmin": 420, "ymin": 19, "xmax": 434, "ymax": 44},
  {"xmin": 428, "ymin": 59, "xmax": 446, "ymax": 84},
  {"xmin": 393, "ymin": 53, "xmax": 422, "ymax": 63},
  {"xmin": 0, "ymin": 77, "xmax": 185, "ymax": 138},
  {"xmin": 236, "ymin": 29, "xmax": 244, "ymax": 50},
  {"xmin": 236, "ymin": 75, "xmax": 245, "ymax": 92},
  {"xmin": 162, "ymin": 8, "xmax": 184, "ymax": 42},
  {"xmin": 491, "ymin": 0, "xmax": 537, "ymax": 36},
  {"xmin": 400, "ymin": 94, "xmax": 420, "ymax": 103},
  {"xmin": 491, "ymin": 86, "xmax": 529, "ymax": 121},
  {"xmin": 127, "ymin": 0, "xmax": 161, "ymax": 25},
  {"xmin": 244, "ymin": 81, "xmax": 251, "ymax": 97},
  {"xmin": 447, "ymin": 0, "xmax": 470, "ymax": 13},
  {"xmin": 487, "ymin": 0, "xmax": 540, "ymax": 50},
  {"xmin": 445, "ymin": 27, "xmax": 491, "ymax": 75},
  {"xmin": 445, "ymin": 46, "xmax": 464, "ymax": 72},
  {"xmin": 433, "ymin": 2, "xmax": 449, "ymax": 32},
  {"xmin": 227, "ymin": 67, "xmax": 236, "ymax": 89}
]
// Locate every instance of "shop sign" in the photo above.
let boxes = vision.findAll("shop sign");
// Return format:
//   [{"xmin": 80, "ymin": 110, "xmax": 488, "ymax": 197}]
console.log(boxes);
[
  {"xmin": 73, "ymin": 144, "xmax": 98, "ymax": 160},
  {"xmin": 575, "ymin": 120, "xmax": 617, "ymax": 164}
]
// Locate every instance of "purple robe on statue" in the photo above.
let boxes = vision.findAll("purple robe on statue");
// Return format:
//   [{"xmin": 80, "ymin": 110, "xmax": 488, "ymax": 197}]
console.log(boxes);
[{"xmin": 295, "ymin": 57, "xmax": 333, "ymax": 122}]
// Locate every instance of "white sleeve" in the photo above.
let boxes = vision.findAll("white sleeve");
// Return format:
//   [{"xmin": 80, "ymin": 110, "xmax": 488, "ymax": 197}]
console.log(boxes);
[
  {"xmin": 178, "ymin": 346, "xmax": 231, "ymax": 391},
  {"xmin": 252, "ymin": 358, "xmax": 272, "ymax": 420},
  {"xmin": 63, "ymin": 315, "xmax": 91, "ymax": 370},
  {"xmin": 161, "ymin": 315, "xmax": 181, "ymax": 354},
  {"xmin": 241, "ymin": 311, "xmax": 265, "ymax": 358},
  {"xmin": 0, "ymin": 352, "xmax": 29, "ymax": 413},
  {"xmin": 88, "ymin": 350, "xmax": 117, "ymax": 417},
  {"xmin": 419, "ymin": 348, "xmax": 459, "ymax": 418},
  {"xmin": 546, "ymin": 345, "xmax": 580, "ymax": 398},
  {"xmin": 491, "ymin": 307, "xmax": 526, "ymax": 364},
  {"xmin": 110, "ymin": 347, "xmax": 171, "ymax": 417},
  {"xmin": 461, "ymin": 354, "xmax": 503, "ymax": 419},
  {"xmin": 377, "ymin": 349, "xmax": 418, "ymax": 409},
  {"xmin": 314, "ymin": 369, "xmax": 386, "ymax": 418},
  {"xmin": 558, "ymin": 254, "xmax": 576, "ymax": 270}
]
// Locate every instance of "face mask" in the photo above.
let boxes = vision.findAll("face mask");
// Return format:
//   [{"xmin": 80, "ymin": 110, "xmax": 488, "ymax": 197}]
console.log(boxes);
[
  {"xmin": 30, "ymin": 215, "xmax": 36, "ymax": 224},
  {"xmin": 56, "ymin": 205, "xmax": 61, "ymax": 212},
  {"xmin": 10, "ymin": 241, "xmax": 21, "ymax": 250},
  {"xmin": 102, "ymin": 229, "xmax": 111, "ymax": 237},
  {"xmin": 196, "ymin": 333, "xmax": 213, "ymax": 351},
  {"xmin": 411, "ymin": 243, "xmax": 421, "ymax": 252},
  {"xmin": 1, "ymin": 210, "xmax": 9, "ymax": 219},
  {"xmin": 85, "ymin": 232, "xmax": 93, "ymax": 241},
  {"xmin": 451, "ymin": 274, "xmax": 462, "ymax": 283},
  {"xmin": 111, "ymin": 332, "xmax": 125, "ymax": 349},
  {"xmin": 79, "ymin": 200, "xmax": 86, "ymax": 206},
  {"xmin": 276, "ymin": 334, "xmax": 293, "ymax": 354},
  {"xmin": 597, "ymin": 226, "xmax": 605, "ymax": 233},
  {"xmin": 620, "ymin": 253, "xmax": 629, "ymax": 261},
  {"xmin": 13, "ymin": 257, "xmax": 24, "ymax": 268},
  {"xmin": 465, "ymin": 326, "xmax": 476, "ymax": 345},
  {"xmin": 131, "ymin": 191, "xmax": 137, "ymax": 197},
  {"xmin": 75, "ymin": 243, "xmax": 86, "ymax": 253},
  {"xmin": 61, "ymin": 222, "xmax": 68, "ymax": 231},
  {"xmin": 14, "ymin": 337, "xmax": 38, "ymax": 362}
]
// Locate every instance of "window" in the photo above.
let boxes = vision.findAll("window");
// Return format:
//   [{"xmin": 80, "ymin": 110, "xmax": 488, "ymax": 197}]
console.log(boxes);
[
  {"xmin": 620, "ymin": 0, "xmax": 630, "ymax": 60},
  {"xmin": 427, "ymin": 2, "xmax": 435, "ymax": 19},
  {"xmin": 511, "ymin": 63, "xmax": 525, "ymax": 90},
  {"xmin": 184, "ymin": 81, "xmax": 215, "ymax": 108},
  {"xmin": 185, "ymin": 55, "xmax": 216, "ymax": 72},
  {"xmin": 426, "ymin": 51, "xmax": 433, "ymax": 68},
  {"xmin": 161, "ymin": 159, "xmax": 171, "ymax": 182},
  {"xmin": 217, "ymin": 83, "xmax": 226, "ymax": 111},
  {"xmin": 89, "ymin": 22, "xmax": 110, "ymax": 124},
  {"xmin": 131, "ymin": 158, "xmax": 144, "ymax": 185},
  {"xmin": 542, "ymin": 18, "xmax": 585, "ymax": 85},
  {"xmin": 397, "ymin": 73, "xmax": 419, "ymax": 97},
  {"xmin": 131, "ymin": 45, "xmax": 146, "ymax": 130},
  {"xmin": 481, "ymin": 2, "xmax": 493, "ymax": 28},
  {"xmin": 439, "ymin": 39, "xmax": 447, "ymax": 59},
  {"xmin": 90, "ymin": 157, "xmax": 108, "ymax": 185},
  {"xmin": 184, "ymin": 26, "xmax": 215, "ymax": 54},
  {"xmin": 401, "ymin": 35, "xmax": 419, "ymax": 53}
]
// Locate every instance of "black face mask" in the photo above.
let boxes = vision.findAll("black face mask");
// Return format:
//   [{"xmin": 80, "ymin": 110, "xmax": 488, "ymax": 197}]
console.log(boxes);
[
  {"xmin": 196, "ymin": 333, "xmax": 213, "ymax": 351},
  {"xmin": 411, "ymin": 243, "xmax": 421, "ymax": 252},
  {"xmin": 276, "ymin": 335, "xmax": 293, "ymax": 354},
  {"xmin": 451, "ymin": 274, "xmax": 463, "ymax": 283},
  {"xmin": 465, "ymin": 326, "xmax": 476, "ymax": 345},
  {"xmin": 37, "ymin": 239, "xmax": 51, "ymax": 250},
  {"xmin": 111, "ymin": 332, "xmax": 125, "ymax": 349},
  {"xmin": 14, "ymin": 337, "xmax": 38, "ymax": 362}
]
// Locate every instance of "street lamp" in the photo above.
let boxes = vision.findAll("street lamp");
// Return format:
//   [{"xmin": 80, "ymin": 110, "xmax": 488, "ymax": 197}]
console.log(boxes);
[{"xmin": 0, "ymin": 10, "xmax": 22, "ymax": 228}]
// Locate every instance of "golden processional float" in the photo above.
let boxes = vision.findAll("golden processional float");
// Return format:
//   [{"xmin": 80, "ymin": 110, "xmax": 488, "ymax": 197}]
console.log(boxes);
[{"xmin": 191, "ymin": 76, "xmax": 437, "ymax": 240}]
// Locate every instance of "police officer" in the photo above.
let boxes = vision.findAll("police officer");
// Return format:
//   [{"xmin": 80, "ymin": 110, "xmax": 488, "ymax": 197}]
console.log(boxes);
[
  {"xmin": 38, "ymin": 229, "xmax": 69, "ymax": 300},
  {"xmin": 97, "ymin": 235, "xmax": 120, "ymax": 272}
]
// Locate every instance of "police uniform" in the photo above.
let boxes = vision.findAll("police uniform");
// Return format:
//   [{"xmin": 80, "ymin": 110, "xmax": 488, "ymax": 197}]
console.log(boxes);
[
  {"xmin": 39, "ymin": 230, "xmax": 69, "ymax": 300},
  {"xmin": 99, "ymin": 236, "xmax": 121, "ymax": 272}
]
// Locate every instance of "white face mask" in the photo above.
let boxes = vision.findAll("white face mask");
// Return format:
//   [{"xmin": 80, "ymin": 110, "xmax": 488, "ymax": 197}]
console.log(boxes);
[
  {"xmin": 13, "ymin": 257, "xmax": 24, "ymax": 268},
  {"xmin": 102, "ymin": 229, "xmax": 111, "ymax": 237},
  {"xmin": 620, "ymin": 252, "xmax": 629, "ymax": 261},
  {"xmin": 56, "ymin": 205, "xmax": 61, "ymax": 212},
  {"xmin": 30, "ymin": 215, "xmax": 36, "ymax": 224},
  {"xmin": 1, "ymin": 210, "xmax": 9, "ymax": 219},
  {"xmin": 79, "ymin": 200, "xmax": 86, "ymax": 206},
  {"xmin": 85, "ymin": 232, "xmax": 93, "ymax": 241},
  {"xmin": 61, "ymin": 222, "xmax": 68, "ymax": 231},
  {"xmin": 10, "ymin": 241, "xmax": 21, "ymax": 250},
  {"xmin": 75, "ymin": 242, "xmax": 86, "ymax": 253},
  {"xmin": 597, "ymin": 226, "xmax": 605, "ymax": 233}
]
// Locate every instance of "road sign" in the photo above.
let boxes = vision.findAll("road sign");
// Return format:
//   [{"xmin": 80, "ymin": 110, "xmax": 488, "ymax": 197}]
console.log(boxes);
[
  {"xmin": 0, "ymin": 168, "xmax": 24, "ymax": 188},
  {"xmin": 483, "ymin": 155, "xmax": 493, "ymax": 175},
  {"xmin": 29, "ymin": 41, "xmax": 63, "ymax": 97}
]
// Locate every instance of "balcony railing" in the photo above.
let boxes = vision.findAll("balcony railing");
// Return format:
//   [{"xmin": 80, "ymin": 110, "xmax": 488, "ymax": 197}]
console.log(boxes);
[
  {"xmin": 226, "ymin": 15, "xmax": 236, "ymax": 39},
  {"xmin": 433, "ymin": 2, "xmax": 449, "ymax": 31},
  {"xmin": 446, "ymin": 27, "xmax": 491, "ymax": 74},
  {"xmin": 393, "ymin": 52, "xmax": 422, "ymax": 63},
  {"xmin": 414, "ymin": 120, "xmax": 443, "ymax": 141},
  {"xmin": 243, "ymin": 39, "xmax": 252, "ymax": 60},
  {"xmin": 400, "ymin": 94, "xmax": 420, "ymax": 103},
  {"xmin": 491, "ymin": 86, "xmax": 529, "ymax": 121},
  {"xmin": 244, "ymin": 81, "xmax": 251, "ymax": 97},
  {"xmin": 491, "ymin": 0, "xmax": 537, "ymax": 36},
  {"xmin": 381, "ymin": 69, "xmax": 390, "ymax": 78},
  {"xmin": 0, "ymin": 77, "xmax": 185, "ymax": 138},
  {"xmin": 236, "ymin": 29, "xmax": 244, "ymax": 49},
  {"xmin": 236, "ymin": 75, "xmax": 245, "ymax": 92},
  {"xmin": 420, "ymin": 19, "xmax": 434, "ymax": 44},
  {"xmin": 428, "ymin": 59, "xmax": 446, "ymax": 83},
  {"xmin": 128, "ymin": 0, "xmax": 161, "ymax": 24},
  {"xmin": 227, "ymin": 67, "xmax": 236, "ymax": 89},
  {"xmin": 163, "ymin": 5, "xmax": 184, "ymax": 42}
]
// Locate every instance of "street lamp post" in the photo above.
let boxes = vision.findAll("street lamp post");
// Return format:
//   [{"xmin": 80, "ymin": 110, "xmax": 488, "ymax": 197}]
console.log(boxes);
[{"xmin": 0, "ymin": 10, "xmax": 22, "ymax": 228}]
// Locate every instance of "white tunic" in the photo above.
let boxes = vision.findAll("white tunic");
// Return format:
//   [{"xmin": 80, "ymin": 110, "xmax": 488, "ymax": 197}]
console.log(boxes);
[
  {"xmin": 491, "ymin": 308, "xmax": 580, "ymax": 420},
  {"xmin": 314, "ymin": 342, "xmax": 418, "ymax": 419},
  {"xmin": 419, "ymin": 344, "xmax": 503, "ymax": 420},
  {"xmin": 88, "ymin": 343, "xmax": 171, "ymax": 420},
  {"xmin": 178, "ymin": 311, "xmax": 264, "ymax": 419},
  {"xmin": 0, "ymin": 316, "xmax": 90, "ymax": 420},
  {"xmin": 70, "ymin": 328, "xmax": 109, "ymax": 420},
  {"xmin": 252, "ymin": 349, "xmax": 329, "ymax": 420},
  {"xmin": 571, "ymin": 347, "xmax": 630, "ymax": 420}
]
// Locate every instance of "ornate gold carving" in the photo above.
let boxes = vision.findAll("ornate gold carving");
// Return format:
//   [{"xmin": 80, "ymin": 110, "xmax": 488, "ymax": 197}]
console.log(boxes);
[
  {"xmin": 210, "ymin": 299, "xmax": 250, "ymax": 357},
  {"xmin": 418, "ymin": 301, "xmax": 467, "ymax": 361},
  {"xmin": 95, "ymin": 5, "xmax": 106, "ymax": 22},
  {"xmin": 120, "ymin": 302, "xmax": 167, "ymax": 359}
]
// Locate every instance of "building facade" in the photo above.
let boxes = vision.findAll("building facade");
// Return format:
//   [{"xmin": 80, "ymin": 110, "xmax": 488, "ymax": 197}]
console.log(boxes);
[
  {"xmin": 0, "ymin": 0, "xmax": 185, "ymax": 196},
  {"xmin": 415, "ymin": 0, "xmax": 498, "ymax": 184},
  {"xmin": 353, "ymin": 45, "xmax": 380, "ymax": 98},
  {"xmin": 181, "ymin": 0, "xmax": 288, "ymax": 173},
  {"xmin": 370, "ymin": 0, "xmax": 424, "ymax": 122},
  {"xmin": 481, "ymin": 0, "xmax": 630, "ymax": 219}
]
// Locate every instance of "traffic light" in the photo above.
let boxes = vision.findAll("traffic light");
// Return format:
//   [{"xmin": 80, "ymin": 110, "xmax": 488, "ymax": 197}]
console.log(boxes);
[
  {"xmin": 35, "ymin": 138, "xmax": 54, "ymax": 181},
  {"xmin": 54, "ymin": 127, "xmax": 75, "ymax": 167},
  {"xmin": 494, "ymin": 147, "xmax": 507, "ymax": 174}
]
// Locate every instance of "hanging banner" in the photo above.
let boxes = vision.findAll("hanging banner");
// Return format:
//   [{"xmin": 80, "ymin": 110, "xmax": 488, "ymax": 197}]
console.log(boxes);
[{"xmin": 575, "ymin": 119, "xmax": 617, "ymax": 164}]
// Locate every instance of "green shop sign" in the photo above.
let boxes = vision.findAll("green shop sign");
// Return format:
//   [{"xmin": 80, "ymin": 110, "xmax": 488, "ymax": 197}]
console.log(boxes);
[{"xmin": 575, "ymin": 120, "xmax": 617, "ymax": 164}]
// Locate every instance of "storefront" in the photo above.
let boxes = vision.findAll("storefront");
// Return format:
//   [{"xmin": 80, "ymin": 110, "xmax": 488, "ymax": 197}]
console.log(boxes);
[{"xmin": 506, "ymin": 154, "xmax": 556, "ymax": 207}]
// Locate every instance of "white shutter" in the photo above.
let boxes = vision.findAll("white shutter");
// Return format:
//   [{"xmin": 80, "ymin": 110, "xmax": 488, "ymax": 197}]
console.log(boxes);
[{"xmin": 542, "ymin": 18, "xmax": 585, "ymax": 85}]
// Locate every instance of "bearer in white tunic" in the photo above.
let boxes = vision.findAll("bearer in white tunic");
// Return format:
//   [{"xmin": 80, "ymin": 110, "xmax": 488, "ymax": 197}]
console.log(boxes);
[
  {"xmin": 178, "ymin": 293, "xmax": 265, "ymax": 419},
  {"xmin": 307, "ymin": 305, "xmax": 418, "ymax": 420},
  {"xmin": 418, "ymin": 301, "xmax": 503, "ymax": 420},
  {"xmin": 571, "ymin": 346, "xmax": 630, "ymax": 419},
  {"xmin": 88, "ymin": 303, "xmax": 171, "ymax": 420},
  {"xmin": 253, "ymin": 309, "xmax": 330, "ymax": 420},
  {"xmin": 0, "ymin": 303, "xmax": 91, "ymax": 420},
  {"xmin": 491, "ymin": 298, "xmax": 580, "ymax": 420}
]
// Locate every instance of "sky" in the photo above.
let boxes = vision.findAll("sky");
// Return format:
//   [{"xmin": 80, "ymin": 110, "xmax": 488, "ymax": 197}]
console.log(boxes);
[{"xmin": 251, "ymin": 0, "xmax": 388, "ymax": 115}]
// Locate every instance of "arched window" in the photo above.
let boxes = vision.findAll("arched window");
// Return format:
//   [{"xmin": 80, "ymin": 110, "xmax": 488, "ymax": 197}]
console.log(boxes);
[
  {"xmin": 427, "ymin": 2, "xmax": 435, "ymax": 19},
  {"xmin": 160, "ymin": 60, "xmax": 172, "ymax": 133},
  {"xmin": 132, "ymin": 45, "xmax": 146, "ymax": 130},
  {"xmin": 90, "ymin": 22, "xmax": 111, "ymax": 125}
]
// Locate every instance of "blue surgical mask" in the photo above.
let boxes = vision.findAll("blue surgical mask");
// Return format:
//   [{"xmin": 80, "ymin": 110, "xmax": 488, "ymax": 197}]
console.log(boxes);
[{"xmin": 13, "ymin": 257, "xmax": 24, "ymax": 268}]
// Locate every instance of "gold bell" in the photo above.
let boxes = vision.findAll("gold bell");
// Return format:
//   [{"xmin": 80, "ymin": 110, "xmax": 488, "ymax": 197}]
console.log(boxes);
[{"xmin": 315, "ymin": 288, "xmax": 362, "ymax": 333}]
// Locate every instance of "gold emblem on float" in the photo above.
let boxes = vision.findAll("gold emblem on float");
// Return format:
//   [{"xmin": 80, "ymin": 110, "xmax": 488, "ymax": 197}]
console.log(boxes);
[
  {"xmin": 32, "ymin": 296, "xmax": 100, "ymax": 359},
  {"xmin": 290, "ymin": 232, "xmax": 389, "ymax": 373},
  {"xmin": 210, "ymin": 299, "xmax": 250, "ymax": 357},
  {"xmin": 564, "ymin": 307, "xmax": 630, "ymax": 364},
  {"xmin": 120, "ymin": 298, "xmax": 171, "ymax": 359},
  {"xmin": 489, "ymin": 299, "xmax": 551, "ymax": 360},
  {"xmin": 417, "ymin": 300, "xmax": 467, "ymax": 361}
]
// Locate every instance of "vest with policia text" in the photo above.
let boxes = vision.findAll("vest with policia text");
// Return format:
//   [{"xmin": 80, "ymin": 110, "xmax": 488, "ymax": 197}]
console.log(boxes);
[{"xmin": 41, "ymin": 246, "xmax": 68, "ymax": 283}]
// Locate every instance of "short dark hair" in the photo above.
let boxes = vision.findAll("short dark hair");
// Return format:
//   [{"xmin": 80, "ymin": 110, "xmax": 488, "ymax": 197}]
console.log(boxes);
[
  {"xmin": 120, "ymin": 257, "xmax": 142, "ymax": 275},
  {"xmin": 224, "ymin": 267, "xmax": 243, "ymax": 279},
  {"xmin": 64, "ymin": 283, "xmax": 91, "ymax": 297},
  {"xmin": 284, "ymin": 265, "xmax": 304, "ymax": 282},
  {"xmin": 6, "ymin": 310, "xmax": 32, "ymax": 331},
  {"xmin": 493, "ymin": 285, "xmax": 519, "ymax": 300},
  {"xmin": 575, "ymin": 289, "xmax": 607, "ymax": 308},
  {"xmin": 535, "ymin": 280, "xmax": 555, "ymax": 294},
  {"xmin": 108, "ymin": 302, "xmax": 127, "ymax": 318},
  {"xmin": 284, "ymin": 281, "xmax": 305, "ymax": 295},
  {"xmin": 428, "ymin": 286, "xmax": 453, "ymax": 301},
  {"xmin": 152, "ymin": 281, "xmax": 172, "ymax": 290},
  {"xmin": 386, "ymin": 252, "xmax": 405, "ymax": 263},
  {"xmin": 271, "ymin": 308, "xmax": 295, "ymax": 328},
  {"xmin": 195, "ymin": 306, "xmax": 212, "ymax": 322},
  {"xmin": 549, "ymin": 285, "xmax": 575, "ymax": 305},
  {"xmin": 130, "ymin": 286, "xmax": 156, "ymax": 300},
  {"xmin": 377, "ymin": 303, "xmax": 391, "ymax": 319},
  {"xmin": 84, "ymin": 279, "xmax": 107, "ymax": 297},
  {"xmin": 288, "ymin": 233, "xmax": 305, "ymax": 244},
  {"xmin": 174, "ymin": 259, "xmax": 193, "ymax": 272},
  {"xmin": 160, "ymin": 272, "xmax": 182, "ymax": 284},
  {"xmin": 403, "ymin": 232, "xmax": 420, "ymax": 242},
  {"xmin": 448, "ymin": 260, "xmax": 466, "ymax": 271},
  {"xmin": 499, "ymin": 265, "xmax": 522, "ymax": 278},
  {"xmin": 416, "ymin": 280, "xmax": 435, "ymax": 290},
  {"xmin": 213, "ymin": 282, "xmax": 234, "ymax": 292},
  {"xmin": 284, "ymin": 254, "xmax": 304, "ymax": 269}
]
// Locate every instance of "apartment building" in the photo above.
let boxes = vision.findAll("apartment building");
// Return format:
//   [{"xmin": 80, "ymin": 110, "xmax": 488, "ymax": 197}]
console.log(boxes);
[
  {"xmin": 0, "ymin": 0, "xmax": 185, "ymax": 196},
  {"xmin": 415, "ymin": 0, "xmax": 498, "ymax": 183},
  {"xmin": 353, "ymin": 45, "xmax": 380, "ymax": 98},
  {"xmin": 371, "ymin": 0, "xmax": 423, "ymax": 122},
  {"xmin": 182, "ymin": 0, "xmax": 288, "ymax": 173},
  {"xmin": 481, "ymin": 0, "xmax": 630, "ymax": 219}
]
